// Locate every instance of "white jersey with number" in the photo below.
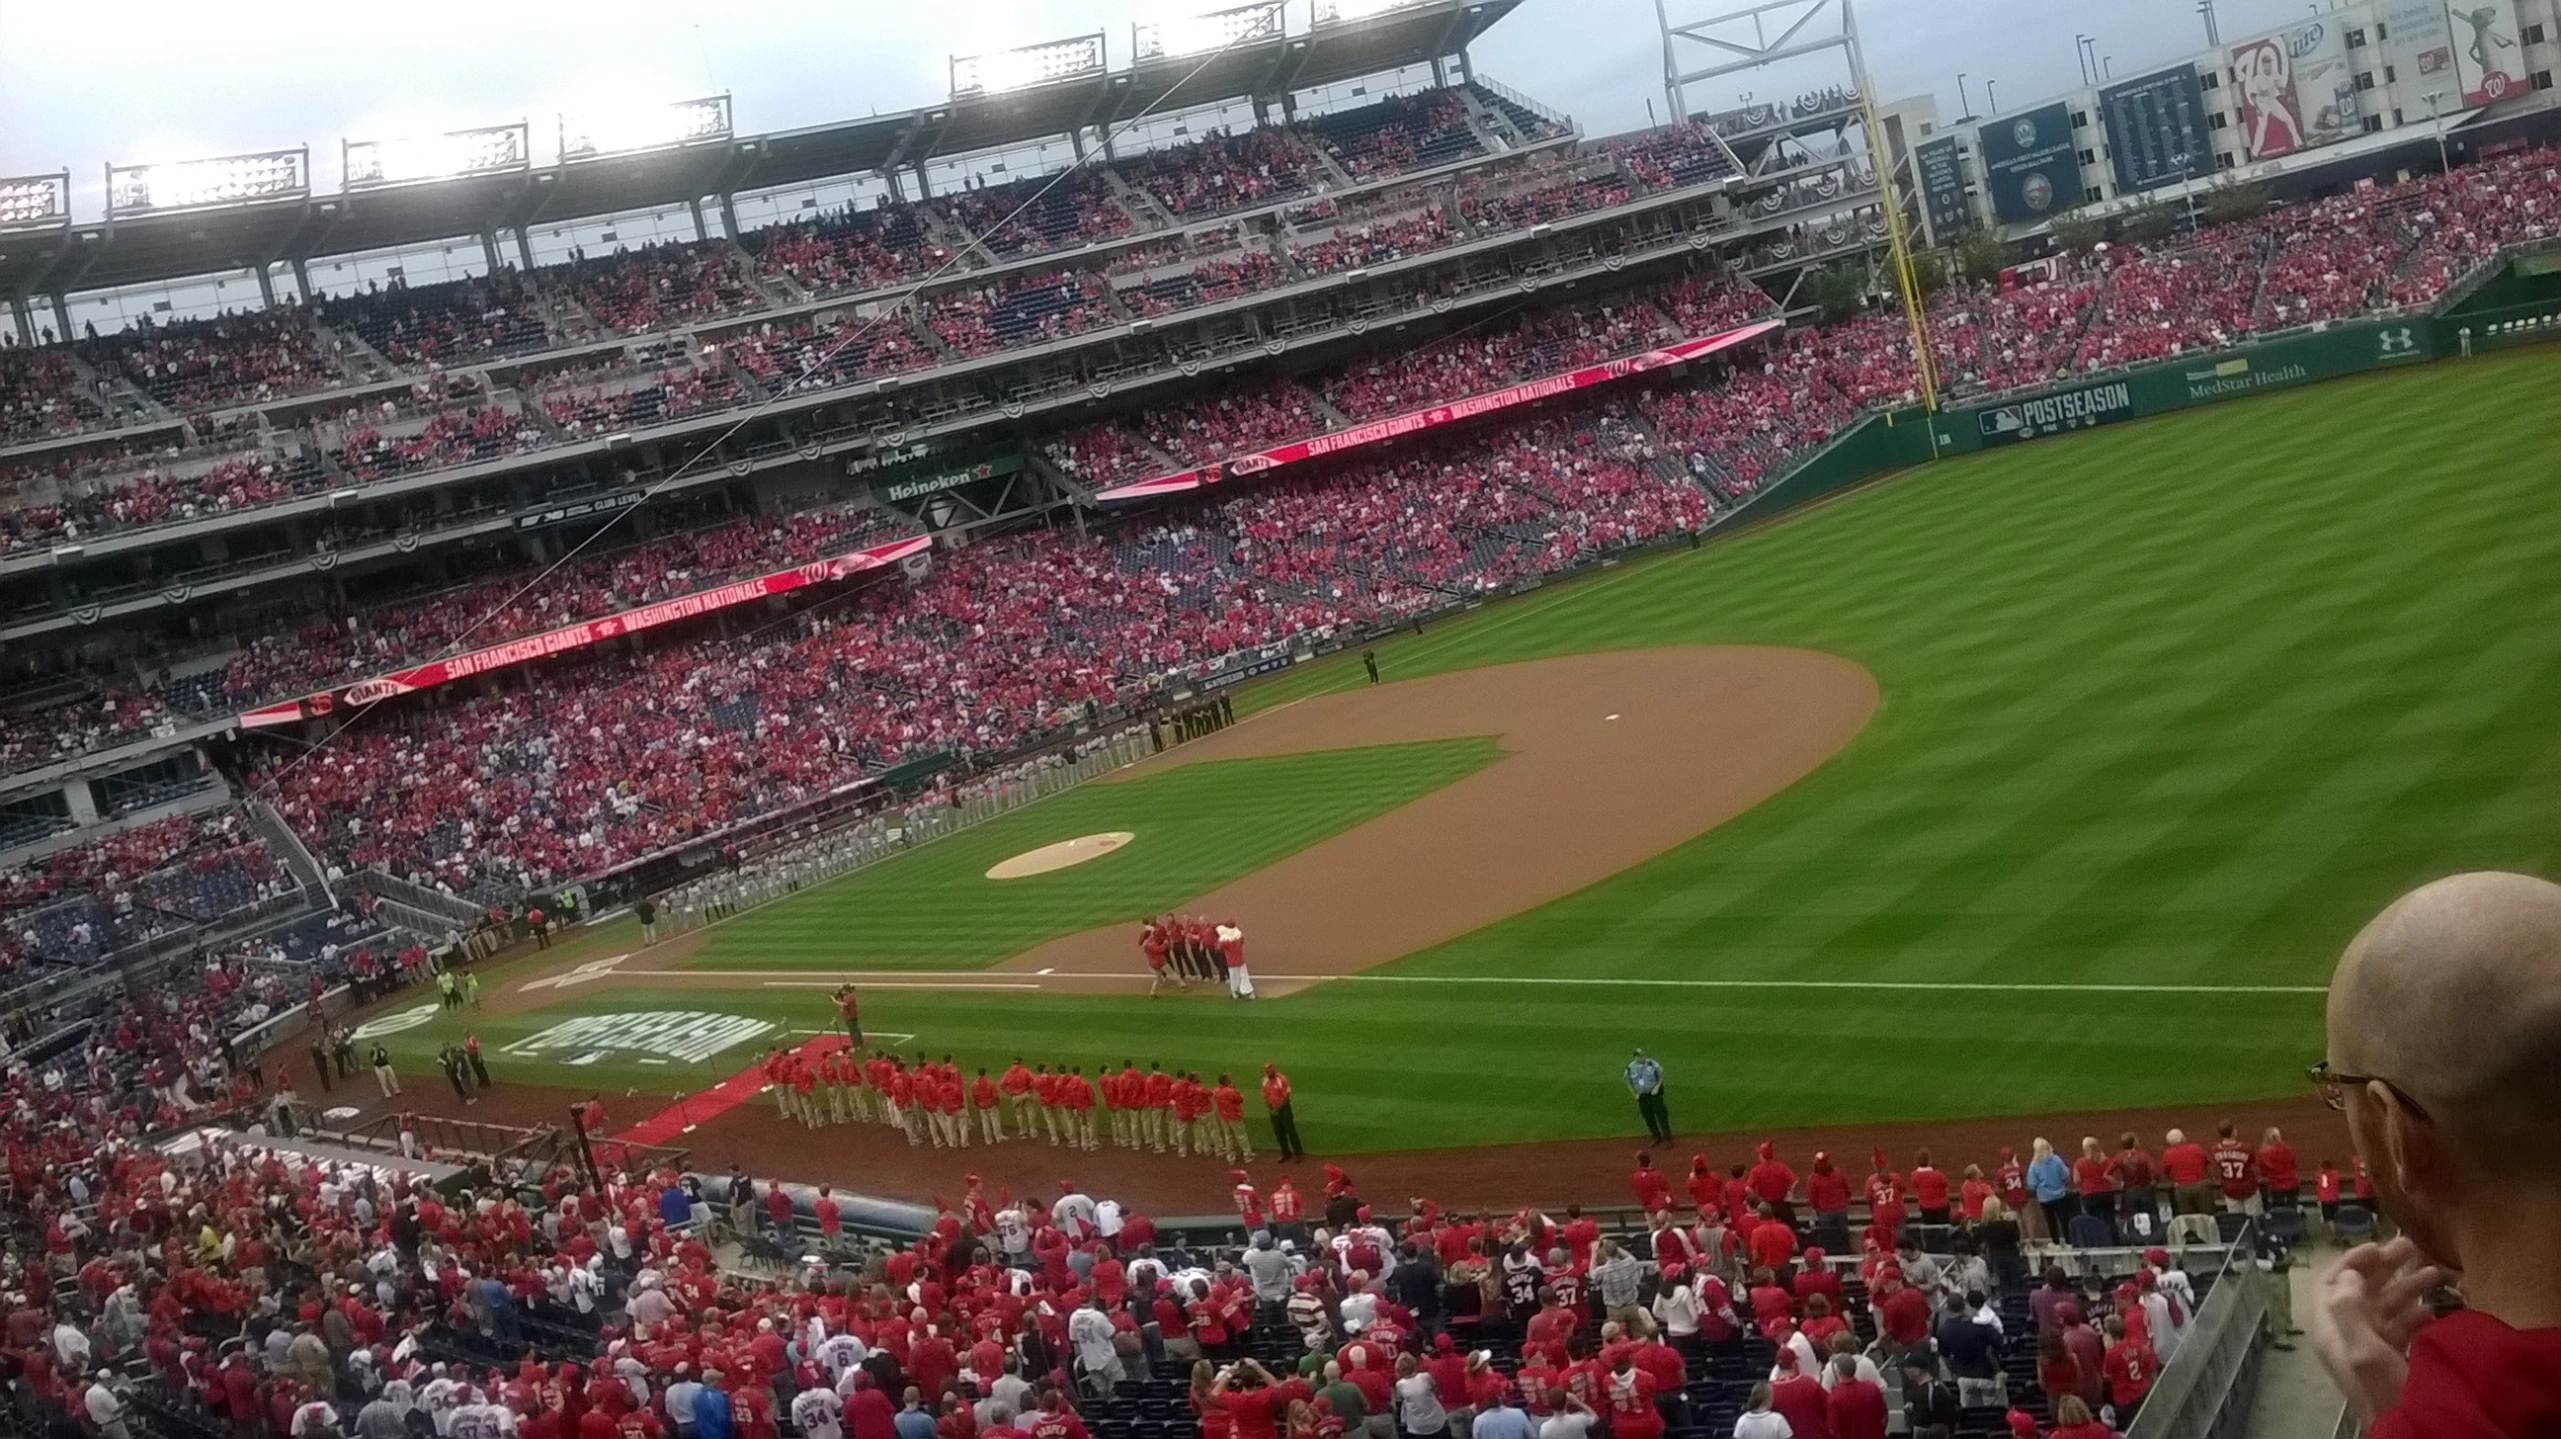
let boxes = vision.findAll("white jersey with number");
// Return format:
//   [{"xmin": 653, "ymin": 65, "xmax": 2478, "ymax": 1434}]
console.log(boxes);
[{"xmin": 792, "ymin": 1390, "xmax": 845, "ymax": 1439}]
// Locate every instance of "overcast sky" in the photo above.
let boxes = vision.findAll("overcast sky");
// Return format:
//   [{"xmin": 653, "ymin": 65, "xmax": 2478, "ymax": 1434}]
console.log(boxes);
[{"xmin": 2, "ymin": 0, "xmax": 2327, "ymax": 213}]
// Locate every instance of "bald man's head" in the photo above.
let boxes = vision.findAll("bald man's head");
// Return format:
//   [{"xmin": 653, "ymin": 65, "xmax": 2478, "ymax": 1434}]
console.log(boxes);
[{"xmin": 2329, "ymin": 872, "xmax": 2561, "ymax": 1172}]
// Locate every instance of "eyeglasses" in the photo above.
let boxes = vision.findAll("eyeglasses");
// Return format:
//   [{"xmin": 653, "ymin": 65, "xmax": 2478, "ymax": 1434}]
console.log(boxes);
[{"xmin": 2306, "ymin": 1060, "xmax": 2429, "ymax": 1118}]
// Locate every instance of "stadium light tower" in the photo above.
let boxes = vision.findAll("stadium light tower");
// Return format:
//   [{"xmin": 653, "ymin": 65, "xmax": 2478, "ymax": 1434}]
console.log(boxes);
[{"xmin": 1652, "ymin": 0, "xmax": 1940, "ymax": 422}]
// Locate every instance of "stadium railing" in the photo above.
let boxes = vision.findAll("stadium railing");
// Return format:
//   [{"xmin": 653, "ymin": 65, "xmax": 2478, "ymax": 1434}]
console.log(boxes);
[{"xmin": 2126, "ymin": 1220, "xmax": 2271, "ymax": 1439}]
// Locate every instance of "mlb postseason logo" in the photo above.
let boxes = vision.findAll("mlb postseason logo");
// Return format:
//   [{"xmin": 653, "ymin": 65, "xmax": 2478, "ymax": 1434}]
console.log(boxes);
[
  {"xmin": 503, "ymin": 1011, "xmax": 777, "ymax": 1066},
  {"xmin": 1976, "ymin": 379, "xmax": 2136, "ymax": 444}
]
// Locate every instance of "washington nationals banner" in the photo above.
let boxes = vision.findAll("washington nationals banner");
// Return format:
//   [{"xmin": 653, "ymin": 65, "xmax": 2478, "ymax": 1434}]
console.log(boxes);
[
  {"xmin": 2446, "ymin": 0, "xmax": 2524, "ymax": 106},
  {"xmin": 237, "ymin": 534, "xmax": 929, "ymax": 729},
  {"xmin": 1093, "ymin": 319, "xmax": 1786, "ymax": 503},
  {"xmin": 2229, "ymin": 21, "xmax": 2362, "ymax": 161}
]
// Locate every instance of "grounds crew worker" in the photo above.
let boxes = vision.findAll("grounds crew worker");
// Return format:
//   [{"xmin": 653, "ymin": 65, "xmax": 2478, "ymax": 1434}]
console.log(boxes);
[{"xmin": 1626, "ymin": 1049, "xmax": 1672, "ymax": 1144}]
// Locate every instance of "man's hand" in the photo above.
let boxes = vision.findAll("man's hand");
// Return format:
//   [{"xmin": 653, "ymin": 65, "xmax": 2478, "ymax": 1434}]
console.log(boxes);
[{"xmin": 2312, "ymin": 1236, "xmax": 2443, "ymax": 1419}]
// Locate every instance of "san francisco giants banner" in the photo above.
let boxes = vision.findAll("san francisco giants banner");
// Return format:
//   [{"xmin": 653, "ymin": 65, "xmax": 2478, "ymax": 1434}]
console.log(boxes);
[
  {"xmin": 1093, "ymin": 319, "xmax": 1786, "ymax": 503},
  {"xmin": 237, "ymin": 534, "xmax": 929, "ymax": 729}
]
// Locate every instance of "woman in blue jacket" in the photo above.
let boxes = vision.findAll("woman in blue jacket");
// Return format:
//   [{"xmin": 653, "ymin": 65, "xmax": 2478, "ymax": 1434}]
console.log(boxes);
[{"xmin": 2026, "ymin": 1137, "xmax": 2076, "ymax": 1238}]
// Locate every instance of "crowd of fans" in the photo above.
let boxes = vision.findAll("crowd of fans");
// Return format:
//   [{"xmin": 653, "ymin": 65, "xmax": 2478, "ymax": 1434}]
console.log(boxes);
[
  {"xmin": 946, "ymin": 172, "xmax": 1136, "ymax": 258},
  {"xmin": 0, "ymin": 342, "xmax": 105, "ymax": 440},
  {"xmin": 1124, "ymin": 130, "xmax": 1319, "ymax": 218},
  {"xmin": 747, "ymin": 205, "xmax": 950, "ymax": 299},
  {"xmin": 88, "ymin": 308, "xmax": 350, "ymax": 414},
  {"xmin": 0, "ymin": 804, "xmax": 288, "ymax": 971},
  {"xmin": 926, "ymin": 273, "xmax": 1122, "ymax": 359},
  {"xmin": 319, "ymin": 276, "xmax": 559, "ymax": 367},
  {"xmin": 1285, "ymin": 210, "xmax": 1457, "ymax": 277},
  {"xmin": 1309, "ymin": 91, "xmax": 1482, "ymax": 181},
  {"xmin": 0, "ymin": 450, "xmax": 324, "ymax": 555},
  {"xmin": 561, "ymin": 244, "xmax": 770, "ymax": 334},
  {"xmin": 0, "ymin": 1003, "xmax": 2338, "ymax": 1439}
]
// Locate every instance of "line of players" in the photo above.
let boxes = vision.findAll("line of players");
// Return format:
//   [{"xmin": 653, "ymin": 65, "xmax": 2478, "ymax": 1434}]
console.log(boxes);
[
  {"xmin": 1141, "ymin": 914, "xmax": 1256, "ymax": 998},
  {"xmin": 762, "ymin": 1048, "xmax": 1261, "ymax": 1161}
]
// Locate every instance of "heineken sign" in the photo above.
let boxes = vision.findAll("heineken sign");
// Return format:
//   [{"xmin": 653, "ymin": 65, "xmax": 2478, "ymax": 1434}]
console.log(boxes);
[{"xmin": 879, "ymin": 453, "xmax": 1024, "ymax": 503}]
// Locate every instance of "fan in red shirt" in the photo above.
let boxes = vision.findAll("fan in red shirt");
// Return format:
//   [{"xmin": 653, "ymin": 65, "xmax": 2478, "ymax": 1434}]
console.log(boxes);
[
  {"xmin": 1744, "ymin": 1142, "xmax": 1797, "ymax": 1225},
  {"xmin": 2208, "ymin": 1121, "xmax": 2259, "ymax": 1210},
  {"xmin": 1909, "ymin": 1150, "xmax": 1952, "ymax": 1224},
  {"xmin": 1628, "ymin": 1154, "xmax": 1673, "ymax": 1214},
  {"xmin": 1804, "ymin": 1152, "xmax": 1851, "ymax": 1227},
  {"xmin": 2160, "ymin": 1129, "xmax": 2212, "ymax": 1214},
  {"xmin": 2256, "ymin": 1127, "xmax": 2300, "ymax": 1208},
  {"xmin": 1685, "ymin": 1156, "xmax": 1721, "ymax": 1214},
  {"xmin": 2309, "ymin": 874, "xmax": 2561, "ymax": 1439}
]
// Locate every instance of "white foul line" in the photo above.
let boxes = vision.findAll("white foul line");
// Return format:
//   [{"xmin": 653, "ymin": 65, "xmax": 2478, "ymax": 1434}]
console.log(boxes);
[
  {"xmin": 643, "ymin": 968, "xmax": 2320, "ymax": 997},
  {"xmin": 752, "ymin": 972, "xmax": 1044, "ymax": 983},
  {"xmin": 1279, "ymin": 975, "xmax": 2329, "ymax": 995}
]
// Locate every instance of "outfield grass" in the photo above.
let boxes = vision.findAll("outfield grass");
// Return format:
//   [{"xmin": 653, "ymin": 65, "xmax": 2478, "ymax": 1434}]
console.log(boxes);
[
  {"xmin": 693, "ymin": 738, "xmax": 1502, "ymax": 969},
  {"xmin": 430, "ymin": 346, "xmax": 2561, "ymax": 1153}
]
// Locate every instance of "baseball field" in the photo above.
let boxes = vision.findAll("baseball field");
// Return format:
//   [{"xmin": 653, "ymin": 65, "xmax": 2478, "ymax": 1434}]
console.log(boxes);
[{"xmin": 361, "ymin": 343, "xmax": 2561, "ymax": 1165}]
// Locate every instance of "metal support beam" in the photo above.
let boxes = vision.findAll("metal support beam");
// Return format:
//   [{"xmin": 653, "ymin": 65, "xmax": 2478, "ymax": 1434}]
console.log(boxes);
[
  {"xmin": 290, "ymin": 257, "xmax": 313, "ymax": 302},
  {"xmin": 49, "ymin": 293, "xmax": 72, "ymax": 342},
  {"xmin": 482, "ymin": 232, "xmax": 505, "ymax": 275},
  {"xmin": 718, "ymin": 192, "xmax": 742, "ymax": 242},
  {"xmin": 687, "ymin": 197, "xmax": 710, "ymax": 242},
  {"xmin": 512, "ymin": 226, "xmax": 535, "ymax": 271},
  {"xmin": 8, "ymin": 296, "xmax": 32, "ymax": 346},
  {"xmin": 912, "ymin": 161, "xmax": 934, "ymax": 199}
]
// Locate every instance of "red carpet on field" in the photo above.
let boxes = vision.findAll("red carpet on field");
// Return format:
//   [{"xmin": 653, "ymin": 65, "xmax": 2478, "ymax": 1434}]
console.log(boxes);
[{"xmin": 612, "ymin": 1032, "xmax": 847, "ymax": 1147}]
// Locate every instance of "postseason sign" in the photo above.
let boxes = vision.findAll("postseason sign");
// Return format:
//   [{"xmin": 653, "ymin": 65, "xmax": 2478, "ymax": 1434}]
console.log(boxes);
[
  {"xmin": 1976, "ymin": 103, "xmax": 2077, "ymax": 224},
  {"xmin": 2097, "ymin": 67, "xmax": 2212, "ymax": 193},
  {"xmin": 2229, "ymin": 22, "xmax": 2363, "ymax": 160},
  {"xmin": 1915, "ymin": 135, "xmax": 1976, "ymax": 243},
  {"xmin": 1976, "ymin": 379, "xmax": 2136, "ymax": 446}
]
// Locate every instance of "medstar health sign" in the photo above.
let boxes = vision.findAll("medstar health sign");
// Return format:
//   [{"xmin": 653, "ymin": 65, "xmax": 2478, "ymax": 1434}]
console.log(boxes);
[
  {"xmin": 1977, "ymin": 103, "xmax": 2077, "ymax": 224},
  {"xmin": 503, "ymin": 1011, "xmax": 776, "ymax": 1067}
]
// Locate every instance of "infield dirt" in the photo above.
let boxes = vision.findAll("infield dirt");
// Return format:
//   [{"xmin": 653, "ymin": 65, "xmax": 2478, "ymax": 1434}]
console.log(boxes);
[{"xmin": 484, "ymin": 645, "xmax": 1879, "ymax": 1010}]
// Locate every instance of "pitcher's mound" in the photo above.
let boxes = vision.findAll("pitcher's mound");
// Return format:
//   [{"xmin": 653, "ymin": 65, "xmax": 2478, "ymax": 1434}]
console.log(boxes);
[{"xmin": 987, "ymin": 832, "xmax": 1136, "ymax": 880}]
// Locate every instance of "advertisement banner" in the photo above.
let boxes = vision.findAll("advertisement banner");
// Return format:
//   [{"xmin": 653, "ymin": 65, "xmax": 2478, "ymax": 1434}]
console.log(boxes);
[
  {"xmin": 1094, "ymin": 319, "xmax": 1786, "ymax": 502},
  {"xmin": 2381, "ymin": 0, "xmax": 2463, "ymax": 114},
  {"xmin": 874, "ymin": 452, "xmax": 1025, "ymax": 504},
  {"xmin": 237, "ymin": 534, "xmax": 930, "ymax": 729},
  {"xmin": 1971, "ymin": 319, "xmax": 2433, "ymax": 447},
  {"xmin": 2229, "ymin": 21, "xmax": 2362, "ymax": 160},
  {"xmin": 1976, "ymin": 102, "xmax": 2079, "ymax": 223},
  {"xmin": 2445, "ymin": 0, "xmax": 2524, "ymax": 106},
  {"xmin": 2097, "ymin": 66, "xmax": 2212, "ymax": 193},
  {"xmin": 1914, "ymin": 135, "xmax": 1976, "ymax": 243}
]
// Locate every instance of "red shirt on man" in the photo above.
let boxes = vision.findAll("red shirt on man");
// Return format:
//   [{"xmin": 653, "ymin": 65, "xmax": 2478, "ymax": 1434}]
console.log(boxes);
[{"xmin": 2210, "ymin": 1139, "xmax": 2258, "ymax": 1199}]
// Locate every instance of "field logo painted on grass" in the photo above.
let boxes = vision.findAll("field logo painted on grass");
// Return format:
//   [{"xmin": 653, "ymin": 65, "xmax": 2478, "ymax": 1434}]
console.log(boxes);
[
  {"xmin": 350, "ymin": 1004, "xmax": 439, "ymax": 1040},
  {"xmin": 503, "ymin": 1012, "xmax": 776, "ymax": 1067},
  {"xmin": 521, "ymin": 955, "xmax": 631, "ymax": 992}
]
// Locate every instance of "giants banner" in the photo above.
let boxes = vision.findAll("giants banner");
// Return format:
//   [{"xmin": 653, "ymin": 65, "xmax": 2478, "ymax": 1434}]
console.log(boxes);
[
  {"xmin": 237, "ymin": 534, "xmax": 929, "ymax": 729},
  {"xmin": 2229, "ymin": 21, "xmax": 2362, "ymax": 160},
  {"xmin": 1094, "ymin": 319, "xmax": 1785, "ymax": 503}
]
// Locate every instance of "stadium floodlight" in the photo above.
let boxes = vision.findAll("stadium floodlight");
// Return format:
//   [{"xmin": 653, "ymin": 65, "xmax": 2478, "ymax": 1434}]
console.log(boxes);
[
  {"xmin": 0, "ymin": 172, "xmax": 70, "ymax": 227},
  {"xmin": 559, "ymin": 95, "xmax": 732, "ymax": 162},
  {"xmin": 950, "ymin": 33, "xmax": 1108, "ymax": 98},
  {"xmin": 344, "ymin": 123, "xmax": 531, "ymax": 189},
  {"xmin": 1311, "ymin": 0, "xmax": 1431, "ymax": 24},
  {"xmin": 106, "ymin": 149, "xmax": 309, "ymax": 216},
  {"xmin": 1135, "ymin": 1, "xmax": 1285, "ymax": 62}
]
